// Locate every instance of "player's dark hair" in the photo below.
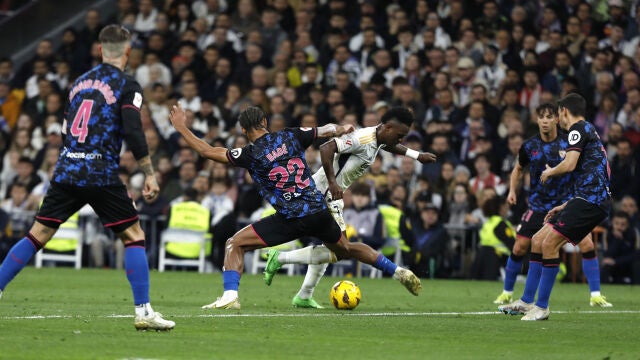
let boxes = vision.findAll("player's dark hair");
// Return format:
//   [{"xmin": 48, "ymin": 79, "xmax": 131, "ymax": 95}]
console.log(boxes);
[
  {"xmin": 535, "ymin": 102, "xmax": 558, "ymax": 117},
  {"xmin": 238, "ymin": 106, "xmax": 267, "ymax": 131},
  {"xmin": 99, "ymin": 24, "xmax": 131, "ymax": 44},
  {"xmin": 381, "ymin": 107, "xmax": 414, "ymax": 127},
  {"xmin": 557, "ymin": 93, "xmax": 587, "ymax": 118}
]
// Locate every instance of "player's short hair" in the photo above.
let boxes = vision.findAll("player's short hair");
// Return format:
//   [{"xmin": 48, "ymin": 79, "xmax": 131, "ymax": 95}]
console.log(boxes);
[
  {"xmin": 99, "ymin": 25, "xmax": 131, "ymax": 58},
  {"xmin": 535, "ymin": 102, "xmax": 558, "ymax": 117},
  {"xmin": 381, "ymin": 107, "xmax": 414, "ymax": 127},
  {"xmin": 557, "ymin": 93, "xmax": 587, "ymax": 118},
  {"xmin": 238, "ymin": 106, "xmax": 267, "ymax": 131}
]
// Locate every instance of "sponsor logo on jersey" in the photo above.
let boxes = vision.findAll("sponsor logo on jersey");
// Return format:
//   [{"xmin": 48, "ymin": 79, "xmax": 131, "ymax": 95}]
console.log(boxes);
[
  {"xmin": 300, "ymin": 127, "xmax": 313, "ymax": 131},
  {"xmin": 65, "ymin": 151, "xmax": 103, "ymax": 160},
  {"xmin": 568, "ymin": 130, "xmax": 581, "ymax": 145}
]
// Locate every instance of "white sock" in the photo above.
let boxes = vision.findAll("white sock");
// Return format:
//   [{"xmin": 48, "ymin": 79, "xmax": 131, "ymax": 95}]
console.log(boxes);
[
  {"xmin": 135, "ymin": 303, "xmax": 154, "ymax": 317},
  {"xmin": 590, "ymin": 291, "xmax": 601, "ymax": 297},
  {"xmin": 503, "ymin": 291, "xmax": 514, "ymax": 296},
  {"xmin": 221, "ymin": 290, "xmax": 238, "ymax": 301},
  {"xmin": 297, "ymin": 263, "xmax": 329, "ymax": 299},
  {"xmin": 392, "ymin": 267, "xmax": 404, "ymax": 280},
  {"xmin": 279, "ymin": 245, "xmax": 336, "ymax": 265}
]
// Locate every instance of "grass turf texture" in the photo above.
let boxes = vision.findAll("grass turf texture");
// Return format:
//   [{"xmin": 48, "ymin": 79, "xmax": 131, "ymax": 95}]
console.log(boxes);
[{"xmin": 1, "ymin": 268, "xmax": 639, "ymax": 360}]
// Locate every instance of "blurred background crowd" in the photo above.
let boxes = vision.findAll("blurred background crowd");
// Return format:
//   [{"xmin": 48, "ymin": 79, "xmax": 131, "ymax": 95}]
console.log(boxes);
[{"xmin": 0, "ymin": 0, "xmax": 639, "ymax": 283}]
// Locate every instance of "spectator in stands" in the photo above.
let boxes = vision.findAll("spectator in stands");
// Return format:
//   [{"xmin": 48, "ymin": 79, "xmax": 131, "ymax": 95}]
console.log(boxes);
[
  {"xmin": 519, "ymin": 67, "xmax": 543, "ymax": 112},
  {"xmin": 593, "ymin": 92, "xmax": 619, "ymax": 140},
  {"xmin": 14, "ymin": 39, "xmax": 55, "ymax": 89},
  {"xmin": 405, "ymin": 203, "xmax": 450, "ymax": 278},
  {"xmin": 472, "ymin": 196, "xmax": 514, "ymax": 280},
  {"xmin": 469, "ymin": 154, "xmax": 505, "ymax": 196},
  {"xmin": 344, "ymin": 182, "xmax": 384, "ymax": 250},
  {"xmin": 1, "ymin": 183, "xmax": 33, "ymax": 241},
  {"xmin": 454, "ymin": 29, "xmax": 483, "ymax": 66},
  {"xmin": 0, "ymin": 79, "xmax": 22, "ymax": 130},
  {"xmin": 610, "ymin": 138, "xmax": 637, "ymax": 201},
  {"xmin": 453, "ymin": 57, "xmax": 476, "ymax": 107},
  {"xmin": 601, "ymin": 211, "xmax": 640, "ymax": 284},
  {"xmin": 475, "ymin": 45, "xmax": 505, "ymax": 100}
]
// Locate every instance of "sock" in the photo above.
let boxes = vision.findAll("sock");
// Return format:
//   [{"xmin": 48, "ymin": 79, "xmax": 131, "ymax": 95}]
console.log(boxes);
[
  {"xmin": 135, "ymin": 303, "xmax": 154, "ymax": 317},
  {"xmin": 581, "ymin": 250, "xmax": 601, "ymax": 294},
  {"xmin": 124, "ymin": 240, "xmax": 150, "ymax": 305},
  {"xmin": 279, "ymin": 245, "xmax": 336, "ymax": 264},
  {"xmin": 504, "ymin": 254, "xmax": 524, "ymax": 292},
  {"xmin": 535, "ymin": 258, "xmax": 560, "ymax": 309},
  {"xmin": 0, "ymin": 234, "xmax": 42, "ymax": 291},
  {"xmin": 297, "ymin": 263, "xmax": 328, "ymax": 299},
  {"xmin": 521, "ymin": 253, "xmax": 542, "ymax": 304},
  {"xmin": 222, "ymin": 270, "xmax": 241, "ymax": 291},
  {"xmin": 374, "ymin": 254, "xmax": 398, "ymax": 276}
]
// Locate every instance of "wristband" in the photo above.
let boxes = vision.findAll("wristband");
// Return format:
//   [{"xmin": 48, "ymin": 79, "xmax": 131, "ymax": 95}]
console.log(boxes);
[{"xmin": 406, "ymin": 149, "xmax": 420, "ymax": 160}]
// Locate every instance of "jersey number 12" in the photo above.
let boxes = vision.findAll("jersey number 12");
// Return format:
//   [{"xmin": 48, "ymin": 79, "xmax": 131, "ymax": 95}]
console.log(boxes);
[{"xmin": 70, "ymin": 99, "xmax": 93, "ymax": 143}]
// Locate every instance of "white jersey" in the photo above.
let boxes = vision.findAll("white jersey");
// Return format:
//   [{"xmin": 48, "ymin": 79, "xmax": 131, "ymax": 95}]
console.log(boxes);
[{"xmin": 312, "ymin": 126, "xmax": 385, "ymax": 199}]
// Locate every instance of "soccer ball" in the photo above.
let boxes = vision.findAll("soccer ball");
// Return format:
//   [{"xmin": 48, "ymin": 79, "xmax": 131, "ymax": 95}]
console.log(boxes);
[{"xmin": 330, "ymin": 280, "xmax": 362, "ymax": 310}]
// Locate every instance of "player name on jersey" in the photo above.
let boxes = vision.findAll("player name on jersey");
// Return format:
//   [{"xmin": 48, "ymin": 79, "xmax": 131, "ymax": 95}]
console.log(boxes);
[{"xmin": 266, "ymin": 144, "xmax": 289, "ymax": 162}]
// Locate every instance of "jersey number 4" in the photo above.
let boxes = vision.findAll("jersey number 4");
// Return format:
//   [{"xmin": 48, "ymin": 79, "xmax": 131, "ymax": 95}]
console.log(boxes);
[
  {"xmin": 268, "ymin": 158, "xmax": 310, "ymax": 193},
  {"xmin": 70, "ymin": 99, "xmax": 93, "ymax": 143}
]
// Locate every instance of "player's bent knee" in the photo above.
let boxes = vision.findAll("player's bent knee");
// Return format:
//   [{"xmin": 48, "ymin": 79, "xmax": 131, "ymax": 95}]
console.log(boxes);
[
  {"xmin": 29, "ymin": 222, "xmax": 58, "ymax": 245},
  {"xmin": 117, "ymin": 222, "xmax": 145, "ymax": 244}
]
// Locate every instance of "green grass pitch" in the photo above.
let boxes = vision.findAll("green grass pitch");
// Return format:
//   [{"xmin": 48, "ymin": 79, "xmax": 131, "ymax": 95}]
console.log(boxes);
[{"xmin": 1, "ymin": 267, "xmax": 639, "ymax": 360}]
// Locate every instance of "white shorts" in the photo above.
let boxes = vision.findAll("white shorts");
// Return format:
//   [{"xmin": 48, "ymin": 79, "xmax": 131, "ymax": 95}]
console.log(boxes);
[{"xmin": 326, "ymin": 198, "xmax": 346, "ymax": 231}]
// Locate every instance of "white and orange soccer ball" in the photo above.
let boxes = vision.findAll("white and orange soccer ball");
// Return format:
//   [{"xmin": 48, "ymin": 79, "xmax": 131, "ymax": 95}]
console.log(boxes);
[{"xmin": 330, "ymin": 280, "xmax": 362, "ymax": 310}]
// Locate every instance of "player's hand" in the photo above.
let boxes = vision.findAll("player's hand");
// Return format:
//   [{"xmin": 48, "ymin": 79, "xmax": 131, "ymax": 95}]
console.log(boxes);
[
  {"xmin": 602, "ymin": 257, "xmax": 616, "ymax": 266},
  {"xmin": 507, "ymin": 191, "xmax": 517, "ymax": 205},
  {"xmin": 142, "ymin": 176, "xmax": 160, "ymax": 201},
  {"xmin": 336, "ymin": 124, "xmax": 355, "ymax": 136},
  {"xmin": 329, "ymin": 182, "xmax": 343, "ymax": 200},
  {"xmin": 540, "ymin": 164, "xmax": 552, "ymax": 184},
  {"xmin": 417, "ymin": 152, "xmax": 437, "ymax": 163},
  {"xmin": 169, "ymin": 104, "xmax": 186, "ymax": 129},
  {"xmin": 544, "ymin": 205, "xmax": 563, "ymax": 223}
]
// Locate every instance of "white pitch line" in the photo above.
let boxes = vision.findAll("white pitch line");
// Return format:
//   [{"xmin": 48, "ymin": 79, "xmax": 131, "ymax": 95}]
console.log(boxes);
[{"xmin": 3, "ymin": 310, "xmax": 640, "ymax": 320}]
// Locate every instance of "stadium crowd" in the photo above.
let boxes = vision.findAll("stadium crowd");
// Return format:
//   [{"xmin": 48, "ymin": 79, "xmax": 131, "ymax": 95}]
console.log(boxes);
[{"xmin": 0, "ymin": 0, "xmax": 639, "ymax": 283}]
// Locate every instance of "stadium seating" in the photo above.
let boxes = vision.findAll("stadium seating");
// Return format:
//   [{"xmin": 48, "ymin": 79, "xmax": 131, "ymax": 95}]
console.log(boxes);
[
  {"xmin": 157, "ymin": 229, "xmax": 210, "ymax": 273},
  {"xmin": 34, "ymin": 227, "xmax": 84, "ymax": 269}
]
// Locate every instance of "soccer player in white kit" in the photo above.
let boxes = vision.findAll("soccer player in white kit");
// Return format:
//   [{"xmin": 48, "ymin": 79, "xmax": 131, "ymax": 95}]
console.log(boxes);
[{"xmin": 263, "ymin": 107, "xmax": 436, "ymax": 308}]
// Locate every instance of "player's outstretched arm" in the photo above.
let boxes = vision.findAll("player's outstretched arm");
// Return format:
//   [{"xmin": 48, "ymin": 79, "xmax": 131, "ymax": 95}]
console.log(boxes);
[
  {"xmin": 319, "ymin": 139, "xmax": 343, "ymax": 200},
  {"xmin": 540, "ymin": 151, "xmax": 579, "ymax": 184},
  {"xmin": 316, "ymin": 123, "xmax": 355, "ymax": 138},
  {"xmin": 169, "ymin": 104, "xmax": 229, "ymax": 164},
  {"xmin": 507, "ymin": 162, "xmax": 524, "ymax": 205},
  {"xmin": 386, "ymin": 144, "xmax": 436, "ymax": 163}
]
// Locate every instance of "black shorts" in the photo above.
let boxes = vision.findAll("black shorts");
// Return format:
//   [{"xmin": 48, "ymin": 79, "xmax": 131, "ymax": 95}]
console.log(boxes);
[
  {"xmin": 36, "ymin": 182, "xmax": 139, "ymax": 233},
  {"xmin": 251, "ymin": 209, "xmax": 342, "ymax": 247},
  {"xmin": 548, "ymin": 198, "xmax": 608, "ymax": 245},
  {"xmin": 516, "ymin": 210, "xmax": 546, "ymax": 239}
]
